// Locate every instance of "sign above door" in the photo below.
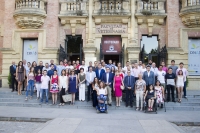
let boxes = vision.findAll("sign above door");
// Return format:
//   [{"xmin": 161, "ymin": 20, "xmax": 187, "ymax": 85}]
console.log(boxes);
[{"xmin": 96, "ymin": 24, "xmax": 127, "ymax": 34}]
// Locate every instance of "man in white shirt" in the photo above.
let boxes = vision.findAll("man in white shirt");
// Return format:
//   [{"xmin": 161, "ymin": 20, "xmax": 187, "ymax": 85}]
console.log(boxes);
[
  {"xmin": 86, "ymin": 66, "xmax": 96, "ymax": 102},
  {"xmin": 138, "ymin": 61, "xmax": 143, "ymax": 70},
  {"xmin": 123, "ymin": 61, "xmax": 132, "ymax": 75},
  {"xmin": 56, "ymin": 60, "xmax": 66, "ymax": 76},
  {"xmin": 40, "ymin": 70, "xmax": 50, "ymax": 105},
  {"xmin": 157, "ymin": 65, "xmax": 166, "ymax": 91},
  {"xmin": 151, "ymin": 62, "xmax": 158, "ymax": 78},
  {"xmin": 79, "ymin": 60, "xmax": 88, "ymax": 73},
  {"xmin": 132, "ymin": 63, "xmax": 142, "ymax": 81}
]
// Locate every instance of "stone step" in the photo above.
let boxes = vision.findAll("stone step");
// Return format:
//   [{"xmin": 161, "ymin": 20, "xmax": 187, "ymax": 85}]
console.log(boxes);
[
  {"xmin": 180, "ymin": 102, "xmax": 200, "ymax": 106},
  {"xmin": 166, "ymin": 106, "xmax": 200, "ymax": 111}
]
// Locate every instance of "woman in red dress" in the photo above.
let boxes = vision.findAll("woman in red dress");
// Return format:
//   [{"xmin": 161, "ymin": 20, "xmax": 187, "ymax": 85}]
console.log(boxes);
[
  {"xmin": 113, "ymin": 71, "xmax": 124, "ymax": 107},
  {"xmin": 50, "ymin": 70, "xmax": 59, "ymax": 105}
]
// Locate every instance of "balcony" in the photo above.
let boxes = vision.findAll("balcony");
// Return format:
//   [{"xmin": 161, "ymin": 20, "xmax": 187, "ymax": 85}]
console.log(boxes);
[
  {"xmin": 13, "ymin": 0, "xmax": 47, "ymax": 29},
  {"xmin": 135, "ymin": 0, "xmax": 167, "ymax": 35},
  {"xmin": 93, "ymin": 0, "xmax": 131, "ymax": 23},
  {"xmin": 180, "ymin": 0, "xmax": 200, "ymax": 27}
]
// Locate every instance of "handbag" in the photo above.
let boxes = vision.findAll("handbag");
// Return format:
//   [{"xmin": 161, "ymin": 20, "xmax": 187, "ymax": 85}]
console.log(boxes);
[
  {"xmin": 62, "ymin": 93, "xmax": 72, "ymax": 102},
  {"xmin": 120, "ymin": 84, "xmax": 124, "ymax": 90}
]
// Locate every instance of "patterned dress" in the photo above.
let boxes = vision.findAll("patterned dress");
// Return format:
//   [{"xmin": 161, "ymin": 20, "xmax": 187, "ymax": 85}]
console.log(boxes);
[
  {"xmin": 155, "ymin": 86, "xmax": 163, "ymax": 103},
  {"xmin": 50, "ymin": 75, "xmax": 59, "ymax": 93}
]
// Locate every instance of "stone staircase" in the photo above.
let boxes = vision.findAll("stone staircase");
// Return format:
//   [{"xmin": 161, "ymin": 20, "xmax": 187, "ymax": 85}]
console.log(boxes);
[{"xmin": 0, "ymin": 88, "xmax": 200, "ymax": 111}]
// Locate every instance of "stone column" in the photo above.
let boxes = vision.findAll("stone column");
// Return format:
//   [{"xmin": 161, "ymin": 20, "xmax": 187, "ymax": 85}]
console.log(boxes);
[
  {"xmin": 129, "ymin": 0, "xmax": 136, "ymax": 46},
  {"xmin": 83, "ymin": 0, "xmax": 97, "ymax": 65},
  {"xmin": 88, "ymin": 0, "xmax": 94, "ymax": 45}
]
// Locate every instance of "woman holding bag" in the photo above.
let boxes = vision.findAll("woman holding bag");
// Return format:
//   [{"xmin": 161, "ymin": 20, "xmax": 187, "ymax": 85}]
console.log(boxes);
[
  {"xmin": 59, "ymin": 69, "xmax": 68, "ymax": 106},
  {"xmin": 113, "ymin": 70, "xmax": 124, "ymax": 107}
]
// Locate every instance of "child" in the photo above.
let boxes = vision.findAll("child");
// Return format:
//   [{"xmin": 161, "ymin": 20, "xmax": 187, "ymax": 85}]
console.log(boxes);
[
  {"xmin": 40, "ymin": 70, "xmax": 50, "ymax": 105},
  {"xmin": 144, "ymin": 85, "xmax": 156, "ymax": 111}
]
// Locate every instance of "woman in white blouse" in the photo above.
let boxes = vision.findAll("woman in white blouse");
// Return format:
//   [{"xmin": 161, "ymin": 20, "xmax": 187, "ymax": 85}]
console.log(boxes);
[{"xmin": 59, "ymin": 69, "xmax": 68, "ymax": 106}]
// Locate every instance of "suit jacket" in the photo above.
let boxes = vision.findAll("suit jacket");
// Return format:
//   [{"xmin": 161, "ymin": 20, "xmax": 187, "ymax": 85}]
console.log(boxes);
[
  {"xmin": 86, "ymin": 71, "xmax": 96, "ymax": 86},
  {"xmin": 124, "ymin": 75, "xmax": 135, "ymax": 90},
  {"xmin": 10, "ymin": 65, "xmax": 17, "ymax": 76},
  {"xmin": 95, "ymin": 69, "xmax": 105, "ymax": 80},
  {"xmin": 101, "ymin": 72, "xmax": 114, "ymax": 87},
  {"xmin": 142, "ymin": 71, "xmax": 155, "ymax": 85}
]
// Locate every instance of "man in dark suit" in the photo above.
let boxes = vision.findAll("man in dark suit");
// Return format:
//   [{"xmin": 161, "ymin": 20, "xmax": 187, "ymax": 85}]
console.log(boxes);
[
  {"xmin": 142, "ymin": 65, "xmax": 155, "ymax": 91},
  {"xmin": 95, "ymin": 63, "xmax": 105, "ymax": 81},
  {"xmin": 10, "ymin": 61, "xmax": 18, "ymax": 92},
  {"xmin": 124, "ymin": 70, "xmax": 135, "ymax": 107},
  {"xmin": 101, "ymin": 67, "xmax": 114, "ymax": 106}
]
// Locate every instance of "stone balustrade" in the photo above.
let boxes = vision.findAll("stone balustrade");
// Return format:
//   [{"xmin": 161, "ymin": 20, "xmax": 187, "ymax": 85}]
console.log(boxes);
[
  {"xmin": 180, "ymin": 0, "xmax": 200, "ymax": 28},
  {"xmin": 59, "ymin": 0, "xmax": 88, "ymax": 16},
  {"xmin": 13, "ymin": 0, "xmax": 47, "ymax": 29},
  {"xmin": 136, "ymin": 0, "xmax": 166, "ymax": 15}
]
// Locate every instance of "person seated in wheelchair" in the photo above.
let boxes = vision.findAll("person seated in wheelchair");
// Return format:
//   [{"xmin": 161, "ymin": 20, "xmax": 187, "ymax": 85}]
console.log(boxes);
[
  {"xmin": 97, "ymin": 81, "xmax": 107, "ymax": 110},
  {"xmin": 144, "ymin": 85, "xmax": 157, "ymax": 111}
]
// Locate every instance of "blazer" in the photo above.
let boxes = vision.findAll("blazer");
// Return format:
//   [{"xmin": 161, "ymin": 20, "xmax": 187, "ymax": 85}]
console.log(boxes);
[
  {"xmin": 142, "ymin": 71, "xmax": 155, "ymax": 86},
  {"xmin": 124, "ymin": 75, "xmax": 135, "ymax": 90},
  {"xmin": 86, "ymin": 71, "xmax": 96, "ymax": 86},
  {"xmin": 95, "ymin": 69, "xmax": 105, "ymax": 80},
  {"xmin": 10, "ymin": 65, "xmax": 17, "ymax": 76},
  {"xmin": 101, "ymin": 72, "xmax": 114, "ymax": 87}
]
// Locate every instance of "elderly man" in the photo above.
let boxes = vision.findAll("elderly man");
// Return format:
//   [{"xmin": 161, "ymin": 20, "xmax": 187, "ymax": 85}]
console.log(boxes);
[
  {"xmin": 86, "ymin": 66, "xmax": 96, "ymax": 102},
  {"xmin": 10, "ymin": 61, "xmax": 18, "ymax": 92},
  {"xmin": 79, "ymin": 60, "xmax": 88, "ymax": 73}
]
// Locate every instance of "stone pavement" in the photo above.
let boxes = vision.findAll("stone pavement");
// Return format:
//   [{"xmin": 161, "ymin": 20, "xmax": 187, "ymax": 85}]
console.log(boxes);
[{"xmin": 0, "ymin": 106, "xmax": 200, "ymax": 133}]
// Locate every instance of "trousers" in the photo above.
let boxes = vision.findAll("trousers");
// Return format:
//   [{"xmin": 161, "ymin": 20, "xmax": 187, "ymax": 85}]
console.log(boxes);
[
  {"xmin": 167, "ymin": 85, "xmax": 175, "ymax": 101},
  {"xmin": 126, "ymin": 89, "xmax": 133, "ymax": 106},
  {"xmin": 79, "ymin": 84, "xmax": 85, "ymax": 101},
  {"xmin": 136, "ymin": 90, "xmax": 144, "ymax": 108},
  {"xmin": 106, "ymin": 85, "xmax": 112, "ymax": 104}
]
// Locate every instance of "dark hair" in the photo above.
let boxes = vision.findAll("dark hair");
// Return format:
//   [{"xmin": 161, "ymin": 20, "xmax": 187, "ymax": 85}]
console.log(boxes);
[
  {"xmin": 37, "ymin": 69, "xmax": 41, "ymax": 75},
  {"xmin": 93, "ymin": 77, "xmax": 99, "ymax": 86},
  {"xmin": 99, "ymin": 81, "xmax": 105, "ymax": 89},
  {"xmin": 29, "ymin": 67, "xmax": 35, "ymax": 75},
  {"xmin": 60, "ymin": 60, "xmax": 63, "ymax": 63},
  {"xmin": 149, "ymin": 84, "xmax": 154, "ymax": 90},
  {"xmin": 17, "ymin": 61, "xmax": 24, "ymax": 71},
  {"xmin": 89, "ymin": 66, "xmax": 93, "ymax": 69},
  {"xmin": 178, "ymin": 70, "xmax": 183, "ymax": 75},
  {"xmin": 54, "ymin": 70, "xmax": 57, "ymax": 72},
  {"xmin": 61, "ymin": 69, "xmax": 66, "ymax": 76},
  {"xmin": 32, "ymin": 61, "xmax": 37, "ymax": 67},
  {"xmin": 80, "ymin": 68, "xmax": 84, "ymax": 71},
  {"xmin": 159, "ymin": 65, "xmax": 163, "ymax": 67},
  {"xmin": 146, "ymin": 65, "xmax": 151, "ymax": 68},
  {"xmin": 179, "ymin": 62, "xmax": 184, "ymax": 65},
  {"xmin": 168, "ymin": 67, "xmax": 172, "ymax": 70},
  {"xmin": 51, "ymin": 64, "xmax": 54, "ymax": 67},
  {"xmin": 126, "ymin": 61, "xmax": 129, "ymax": 63},
  {"xmin": 43, "ymin": 70, "xmax": 47, "ymax": 72},
  {"xmin": 155, "ymin": 80, "xmax": 161, "ymax": 86},
  {"xmin": 111, "ymin": 66, "xmax": 115, "ymax": 72},
  {"xmin": 171, "ymin": 60, "xmax": 175, "ymax": 63}
]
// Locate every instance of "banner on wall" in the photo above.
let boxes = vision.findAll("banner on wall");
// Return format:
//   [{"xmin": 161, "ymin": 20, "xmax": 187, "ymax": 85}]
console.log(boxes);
[
  {"xmin": 188, "ymin": 39, "xmax": 200, "ymax": 76},
  {"xmin": 102, "ymin": 36, "xmax": 122, "ymax": 55},
  {"xmin": 23, "ymin": 39, "xmax": 38, "ymax": 64}
]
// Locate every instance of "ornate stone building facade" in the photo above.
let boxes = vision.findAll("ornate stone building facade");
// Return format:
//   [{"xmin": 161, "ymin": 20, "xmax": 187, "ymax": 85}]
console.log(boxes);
[{"xmin": 0, "ymin": 0, "xmax": 200, "ymax": 89}]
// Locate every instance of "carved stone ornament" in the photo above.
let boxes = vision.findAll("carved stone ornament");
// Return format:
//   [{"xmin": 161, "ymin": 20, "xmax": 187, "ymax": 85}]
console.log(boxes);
[{"xmin": 13, "ymin": 0, "xmax": 47, "ymax": 29}]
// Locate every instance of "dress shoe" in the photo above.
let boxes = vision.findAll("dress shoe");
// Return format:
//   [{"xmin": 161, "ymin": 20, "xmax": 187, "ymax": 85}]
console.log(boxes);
[
  {"xmin": 11, "ymin": 90, "xmax": 14, "ymax": 92},
  {"xmin": 172, "ymin": 100, "xmax": 176, "ymax": 102},
  {"xmin": 126, "ymin": 105, "xmax": 128, "ymax": 107},
  {"xmin": 161, "ymin": 104, "xmax": 163, "ymax": 108},
  {"xmin": 130, "ymin": 105, "xmax": 133, "ymax": 108}
]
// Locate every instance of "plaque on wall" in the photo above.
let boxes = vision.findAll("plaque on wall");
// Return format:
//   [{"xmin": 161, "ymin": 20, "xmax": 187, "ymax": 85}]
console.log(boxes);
[
  {"xmin": 102, "ymin": 35, "xmax": 122, "ymax": 55},
  {"xmin": 96, "ymin": 24, "xmax": 127, "ymax": 34}
]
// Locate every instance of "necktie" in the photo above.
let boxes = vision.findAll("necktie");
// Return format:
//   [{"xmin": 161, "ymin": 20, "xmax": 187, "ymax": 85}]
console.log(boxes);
[
  {"xmin": 128, "ymin": 76, "xmax": 130, "ymax": 86},
  {"xmin": 13, "ymin": 65, "xmax": 16, "ymax": 70}
]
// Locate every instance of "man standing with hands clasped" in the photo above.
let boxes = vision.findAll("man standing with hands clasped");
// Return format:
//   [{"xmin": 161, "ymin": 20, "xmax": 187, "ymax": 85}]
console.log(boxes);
[
  {"xmin": 86, "ymin": 66, "xmax": 96, "ymax": 102},
  {"xmin": 124, "ymin": 70, "xmax": 135, "ymax": 107}
]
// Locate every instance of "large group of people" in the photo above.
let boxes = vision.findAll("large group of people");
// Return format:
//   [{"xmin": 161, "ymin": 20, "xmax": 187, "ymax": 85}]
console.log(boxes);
[{"xmin": 9, "ymin": 58, "xmax": 188, "ymax": 111}]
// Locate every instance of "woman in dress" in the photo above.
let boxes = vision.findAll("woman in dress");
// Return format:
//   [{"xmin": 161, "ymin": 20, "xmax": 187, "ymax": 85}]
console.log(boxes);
[
  {"xmin": 50, "ymin": 70, "xmax": 59, "ymax": 105},
  {"xmin": 68, "ymin": 69, "xmax": 78, "ymax": 105},
  {"xmin": 154, "ymin": 80, "xmax": 164, "ymax": 108},
  {"xmin": 78, "ymin": 68, "xmax": 86, "ymax": 101},
  {"xmin": 25, "ymin": 67, "xmax": 35, "ymax": 100},
  {"xmin": 144, "ymin": 85, "xmax": 156, "ymax": 111},
  {"xmin": 135, "ymin": 74, "xmax": 146, "ymax": 111},
  {"xmin": 92, "ymin": 77, "xmax": 99, "ymax": 107},
  {"xmin": 59, "ymin": 69, "xmax": 68, "ymax": 106},
  {"xmin": 31, "ymin": 61, "xmax": 37, "ymax": 73},
  {"xmin": 35, "ymin": 69, "xmax": 42, "ymax": 100},
  {"xmin": 113, "ymin": 71, "xmax": 124, "ymax": 107},
  {"xmin": 176, "ymin": 70, "xmax": 185, "ymax": 103},
  {"xmin": 16, "ymin": 61, "xmax": 25, "ymax": 95}
]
